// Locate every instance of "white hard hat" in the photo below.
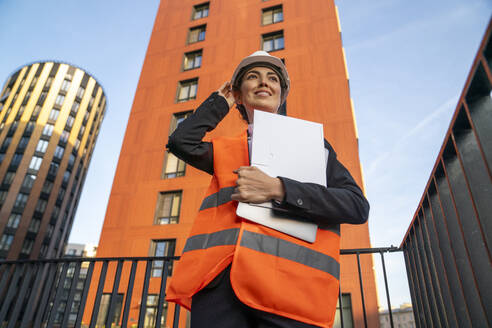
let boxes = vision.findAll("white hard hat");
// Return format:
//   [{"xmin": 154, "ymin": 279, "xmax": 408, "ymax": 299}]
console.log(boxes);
[{"xmin": 231, "ymin": 50, "xmax": 290, "ymax": 105}]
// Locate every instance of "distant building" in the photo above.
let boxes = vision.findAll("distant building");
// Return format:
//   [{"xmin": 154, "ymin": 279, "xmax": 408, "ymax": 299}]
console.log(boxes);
[
  {"xmin": 379, "ymin": 303, "xmax": 415, "ymax": 328},
  {"xmin": 0, "ymin": 61, "xmax": 106, "ymax": 260},
  {"xmin": 53, "ymin": 242, "xmax": 97, "ymax": 324},
  {"xmin": 64, "ymin": 242, "xmax": 97, "ymax": 257}
]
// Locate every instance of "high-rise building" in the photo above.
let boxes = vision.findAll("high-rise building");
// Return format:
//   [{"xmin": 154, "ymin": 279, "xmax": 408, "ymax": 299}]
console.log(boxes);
[
  {"xmin": 0, "ymin": 61, "xmax": 106, "ymax": 260},
  {"xmin": 95, "ymin": 0, "xmax": 378, "ymax": 326}
]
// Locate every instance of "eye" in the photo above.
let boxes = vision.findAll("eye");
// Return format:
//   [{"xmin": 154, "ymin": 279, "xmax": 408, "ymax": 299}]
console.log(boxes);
[
  {"xmin": 246, "ymin": 73, "xmax": 258, "ymax": 79},
  {"xmin": 269, "ymin": 76, "xmax": 279, "ymax": 82}
]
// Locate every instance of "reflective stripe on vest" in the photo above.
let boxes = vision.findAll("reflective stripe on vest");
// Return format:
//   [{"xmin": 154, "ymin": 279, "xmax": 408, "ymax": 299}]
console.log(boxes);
[
  {"xmin": 200, "ymin": 186, "xmax": 341, "ymax": 236},
  {"xmin": 199, "ymin": 186, "xmax": 235, "ymax": 211},
  {"xmin": 240, "ymin": 230, "xmax": 340, "ymax": 280},
  {"xmin": 183, "ymin": 228, "xmax": 240, "ymax": 253}
]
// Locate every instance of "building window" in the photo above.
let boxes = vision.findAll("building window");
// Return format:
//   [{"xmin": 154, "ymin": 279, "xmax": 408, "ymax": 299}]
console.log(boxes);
[
  {"xmin": 23, "ymin": 122, "xmax": 35, "ymax": 136},
  {"xmin": 38, "ymin": 91, "xmax": 48, "ymax": 105},
  {"xmin": 188, "ymin": 25, "xmax": 206, "ymax": 44},
  {"xmin": 262, "ymin": 5, "xmax": 283, "ymax": 25},
  {"xmin": 76, "ymin": 86, "xmax": 85, "ymax": 99},
  {"xmin": 55, "ymin": 94, "xmax": 65, "ymax": 107},
  {"xmin": 2, "ymin": 171, "xmax": 15, "ymax": 186},
  {"xmin": 66, "ymin": 115, "xmax": 75, "ymax": 129},
  {"xmin": 61, "ymin": 79, "xmax": 71, "ymax": 92},
  {"xmin": 22, "ymin": 91, "xmax": 31, "ymax": 105},
  {"xmin": 144, "ymin": 295, "xmax": 168, "ymax": 328},
  {"xmin": 1, "ymin": 137, "xmax": 12, "ymax": 151},
  {"xmin": 95, "ymin": 294, "xmax": 124, "ymax": 327},
  {"xmin": 11, "ymin": 153, "xmax": 23, "ymax": 166},
  {"xmin": 68, "ymin": 154, "xmax": 76, "ymax": 167},
  {"xmin": 150, "ymin": 239, "xmax": 176, "ymax": 277},
  {"xmin": 71, "ymin": 101, "xmax": 80, "ymax": 114},
  {"xmin": 0, "ymin": 191, "xmax": 8, "ymax": 206},
  {"xmin": 162, "ymin": 112, "xmax": 191, "ymax": 178},
  {"xmin": 28, "ymin": 218, "xmax": 42, "ymax": 233},
  {"xmin": 36, "ymin": 139, "xmax": 49, "ymax": 153},
  {"xmin": 57, "ymin": 187, "xmax": 66, "ymax": 202},
  {"xmin": 16, "ymin": 105, "xmax": 26, "ymax": 120},
  {"xmin": 49, "ymin": 162, "xmax": 60, "ymax": 176},
  {"xmin": 60, "ymin": 130, "xmax": 70, "ymax": 143},
  {"xmin": 192, "ymin": 2, "xmax": 209, "ymax": 20},
  {"xmin": 18, "ymin": 137, "xmax": 29, "ymax": 151},
  {"xmin": 262, "ymin": 31, "xmax": 284, "ymax": 52},
  {"xmin": 52, "ymin": 206, "xmax": 60, "ymax": 219},
  {"xmin": 334, "ymin": 294, "xmax": 354, "ymax": 328},
  {"xmin": 0, "ymin": 234, "xmax": 14, "ymax": 251},
  {"xmin": 6, "ymin": 213, "xmax": 21, "ymax": 229},
  {"xmin": 45, "ymin": 77, "xmax": 54, "ymax": 89},
  {"xmin": 177, "ymin": 79, "xmax": 198, "ymax": 102},
  {"xmin": 49, "ymin": 108, "xmax": 60, "ymax": 121},
  {"xmin": 31, "ymin": 105, "xmax": 42, "ymax": 120},
  {"xmin": 20, "ymin": 238, "xmax": 34, "ymax": 255},
  {"xmin": 154, "ymin": 191, "xmax": 182, "ymax": 224},
  {"xmin": 14, "ymin": 192, "xmax": 29, "ymax": 209},
  {"xmin": 183, "ymin": 50, "xmax": 203, "ymax": 71},
  {"xmin": 29, "ymin": 156, "xmax": 43, "ymax": 171},
  {"xmin": 54, "ymin": 145, "xmax": 65, "ymax": 159},
  {"xmin": 42, "ymin": 180, "xmax": 54, "ymax": 194},
  {"xmin": 22, "ymin": 174, "xmax": 37, "ymax": 190},
  {"xmin": 62, "ymin": 171, "xmax": 71, "ymax": 184},
  {"xmin": 42, "ymin": 124, "xmax": 54, "ymax": 137},
  {"xmin": 30, "ymin": 76, "xmax": 38, "ymax": 88}
]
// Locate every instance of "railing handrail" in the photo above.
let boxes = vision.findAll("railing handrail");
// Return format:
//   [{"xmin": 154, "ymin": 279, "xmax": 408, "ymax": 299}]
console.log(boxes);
[
  {"xmin": 0, "ymin": 247, "xmax": 403, "ymax": 264},
  {"xmin": 0, "ymin": 255, "xmax": 181, "ymax": 265}
]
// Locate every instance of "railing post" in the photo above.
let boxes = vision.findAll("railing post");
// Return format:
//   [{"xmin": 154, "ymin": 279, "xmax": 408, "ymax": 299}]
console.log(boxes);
[
  {"xmin": 356, "ymin": 251, "xmax": 368, "ymax": 328},
  {"xmin": 121, "ymin": 260, "xmax": 138, "ymax": 328},
  {"xmin": 75, "ymin": 260, "xmax": 95, "ymax": 328},
  {"xmin": 105, "ymin": 259, "xmax": 124, "ymax": 328},
  {"xmin": 155, "ymin": 260, "xmax": 170, "ymax": 328},
  {"xmin": 137, "ymin": 259, "xmax": 152, "ymax": 328},
  {"xmin": 61, "ymin": 261, "xmax": 82, "ymax": 328},
  {"xmin": 89, "ymin": 260, "xmax": 109, "ymax": 328},
  {"xmin": 380, "ymin": 251, "xmax": 395, "ymax": 328}
]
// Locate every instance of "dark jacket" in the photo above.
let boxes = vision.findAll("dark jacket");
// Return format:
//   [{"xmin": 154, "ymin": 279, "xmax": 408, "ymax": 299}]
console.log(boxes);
[{"xmin": 167, "ymin": 92, "xmax": 369, "ymax": 225}]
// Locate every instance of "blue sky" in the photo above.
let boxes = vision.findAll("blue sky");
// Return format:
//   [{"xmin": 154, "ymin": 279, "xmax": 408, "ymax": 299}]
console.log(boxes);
[{"xmin": 1, "ymin": 0, "xmax": 491, "ymax": 310}]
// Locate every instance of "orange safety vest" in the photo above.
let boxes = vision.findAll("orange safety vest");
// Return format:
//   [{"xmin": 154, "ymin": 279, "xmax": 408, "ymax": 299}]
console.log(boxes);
[{"xmin": 166, "ymin": 131, "xmax": 341, "ymax": 328}]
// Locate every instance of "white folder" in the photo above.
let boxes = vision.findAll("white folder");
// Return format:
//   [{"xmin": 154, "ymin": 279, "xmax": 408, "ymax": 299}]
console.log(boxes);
[{"xmin": 236, "ymin": 110, "xmax": 326, "ymax": 243}]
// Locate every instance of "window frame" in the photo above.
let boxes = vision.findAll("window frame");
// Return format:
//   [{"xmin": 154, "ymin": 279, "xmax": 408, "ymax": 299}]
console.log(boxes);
[
  {"xmin": 176, "ymin": 78, "xmax": 199, "ymax": 103},
  {"xmin": 262, "ymin": 30, "xmax": 285, "ymax": 52},
  {"xmin": 191, "ymin": 2, "xmax": 209, "ymax": 20},
  {"xmin": 187, "ymin": 24, "xmax": 206, "ymax": 44},
  {"xmin": 154, "ymin": 191, "xmax": 182, "ymax": 224},
  {"xmin": 261, "ymin": 5, "xmax": 283, "ymax": 26},
  {"xmin": 183, "ymin": 50, "xmax": 203, "ymax": 71},
  {"xmin": 150, "ymin": 239, "xmax": 176, "ymax": 278}
]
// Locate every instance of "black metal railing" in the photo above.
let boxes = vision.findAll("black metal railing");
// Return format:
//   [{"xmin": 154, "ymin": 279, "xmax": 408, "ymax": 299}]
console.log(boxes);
[{"xmin": 0, "ymin": 247, "xmax": 404, "ymax": 328}]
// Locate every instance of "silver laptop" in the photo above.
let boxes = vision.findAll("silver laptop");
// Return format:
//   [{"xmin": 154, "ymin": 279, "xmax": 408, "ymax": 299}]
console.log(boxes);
[{"xmin": 236, "ymin": 110, "xmax": 326, "ymax": 243}]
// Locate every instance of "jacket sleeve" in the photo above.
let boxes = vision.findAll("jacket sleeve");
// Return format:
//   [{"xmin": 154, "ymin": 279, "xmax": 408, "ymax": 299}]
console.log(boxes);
[
  {"xmin": 166, "ymin": 92, "xmax": 230, "ymax": 175},
  {"xmin": 272, "ymin": 140, "xmax": 369, "ymax": 225}
]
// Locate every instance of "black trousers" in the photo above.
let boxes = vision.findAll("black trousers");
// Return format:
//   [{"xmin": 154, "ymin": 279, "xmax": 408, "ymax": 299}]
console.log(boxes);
[{"xmin": 190, "ymin": 266, "xmax": 320, "ymax": 328}]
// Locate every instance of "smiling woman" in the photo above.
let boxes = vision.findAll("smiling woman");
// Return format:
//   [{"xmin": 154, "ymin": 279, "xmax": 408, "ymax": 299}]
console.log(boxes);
[{"xmin": 165, "ymin": 51, "xmax": 369, "ymax": 328}]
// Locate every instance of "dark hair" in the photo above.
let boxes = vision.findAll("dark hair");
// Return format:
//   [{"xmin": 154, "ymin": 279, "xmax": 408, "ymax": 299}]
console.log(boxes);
[{"xmin": 236, "ymin": 103, "xmax": 249, "ymax": 123}]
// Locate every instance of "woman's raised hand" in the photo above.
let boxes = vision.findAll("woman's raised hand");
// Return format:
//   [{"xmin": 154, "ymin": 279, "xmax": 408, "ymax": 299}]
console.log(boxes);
[{"xmin": 217, "ymin": 81, "xmax": 235, "ymax": 109}]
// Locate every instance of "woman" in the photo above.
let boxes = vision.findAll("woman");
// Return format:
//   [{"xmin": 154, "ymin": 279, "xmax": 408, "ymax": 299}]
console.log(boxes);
[{"xmin": 166, "ymin": 51, "xmax": 369, "ymax": 328}]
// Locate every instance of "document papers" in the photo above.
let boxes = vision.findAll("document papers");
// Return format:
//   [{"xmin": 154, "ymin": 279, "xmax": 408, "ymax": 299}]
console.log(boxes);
[{"xmin": 236, "ymin": 110, "xmax": 326, "ymax": 243}]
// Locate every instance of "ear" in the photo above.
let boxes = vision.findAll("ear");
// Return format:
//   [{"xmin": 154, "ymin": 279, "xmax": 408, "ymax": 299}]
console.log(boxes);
[{"xmin": 233, "ymin": 89, "xmax": 242, "ymax": 105}]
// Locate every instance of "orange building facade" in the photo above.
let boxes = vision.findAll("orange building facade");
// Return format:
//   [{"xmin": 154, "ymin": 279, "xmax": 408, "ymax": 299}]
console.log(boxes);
[{"xmin": 93, "ymin": 0, "xmax": 378, "ymax": 326}]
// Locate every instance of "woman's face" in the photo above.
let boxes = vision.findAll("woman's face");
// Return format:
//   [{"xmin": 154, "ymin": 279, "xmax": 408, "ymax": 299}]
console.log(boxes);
[{"xmin": 235, "ymin": 66, "xmax": 282, "ymax": 123}]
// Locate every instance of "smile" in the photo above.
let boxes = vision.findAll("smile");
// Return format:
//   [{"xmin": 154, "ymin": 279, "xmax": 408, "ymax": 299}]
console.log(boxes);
[{"xmin": 255, "ymin": 90, "xmax": 271, "ymax": 96}]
